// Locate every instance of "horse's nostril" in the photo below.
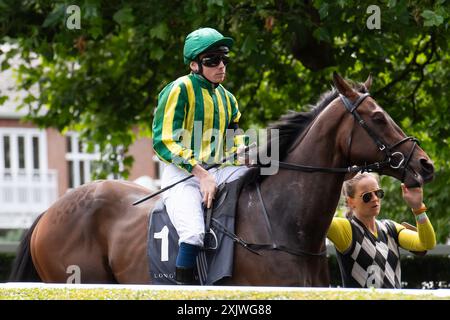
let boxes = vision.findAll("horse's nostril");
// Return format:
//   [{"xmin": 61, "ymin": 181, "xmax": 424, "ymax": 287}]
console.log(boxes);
[{"xmin": 420, "ymin": 158, "xmax": 434, "ymax": 174}]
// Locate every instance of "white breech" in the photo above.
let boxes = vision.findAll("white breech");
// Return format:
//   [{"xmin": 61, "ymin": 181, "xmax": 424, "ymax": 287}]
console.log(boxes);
[{"xmin": 161, "ymin": 163, "xmax": 249, "ymax": 246}]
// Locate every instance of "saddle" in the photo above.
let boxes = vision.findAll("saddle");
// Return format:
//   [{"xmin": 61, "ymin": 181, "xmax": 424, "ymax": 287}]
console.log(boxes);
[{"xmin": 147, "ymin": 177, "xmax": 245, "ymax": 285}]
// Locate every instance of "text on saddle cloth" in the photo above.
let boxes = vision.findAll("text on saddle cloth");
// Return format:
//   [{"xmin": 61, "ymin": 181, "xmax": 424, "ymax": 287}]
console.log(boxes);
[{"xmin": 147, "ymin": 179, "xmax": 243, "ymax": 285}]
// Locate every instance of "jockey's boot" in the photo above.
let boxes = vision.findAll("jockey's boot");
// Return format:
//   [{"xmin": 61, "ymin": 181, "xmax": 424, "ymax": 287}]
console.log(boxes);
[
  {"xmin": 175, "ymin": 242, "xmax": 200, "ymax": 285},
  {"xmin": 175, "ymin": 266, "xmax": 195, "ymax": 285}
]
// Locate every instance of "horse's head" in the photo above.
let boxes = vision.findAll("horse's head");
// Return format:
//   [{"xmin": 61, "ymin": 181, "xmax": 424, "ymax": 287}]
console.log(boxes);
[{"xmin": 333, "ymin": 72, "xmax": 434, "ymax": 187}]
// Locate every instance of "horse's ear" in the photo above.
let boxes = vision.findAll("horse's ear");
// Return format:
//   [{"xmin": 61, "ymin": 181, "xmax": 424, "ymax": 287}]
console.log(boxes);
[
  {"xmin": 332, "ymin": 72, "xmax": 356, "ymax": 97},
  {"xmin": 364, "ymin": 73, "xmax": 373, "ymax": 91}
]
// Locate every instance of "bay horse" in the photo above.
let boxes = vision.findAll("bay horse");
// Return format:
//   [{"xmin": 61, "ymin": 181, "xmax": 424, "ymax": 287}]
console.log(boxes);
[{"xmin": 10, "ymin": 73, "xmax": 434, "ymax": 286}]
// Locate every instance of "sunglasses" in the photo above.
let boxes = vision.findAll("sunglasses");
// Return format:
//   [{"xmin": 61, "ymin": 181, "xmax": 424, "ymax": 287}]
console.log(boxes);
[
  {"xmin": 360, "ymin": 189, "xmax": 385, "ymax": 203},
  {"xmin": 200, "ymin": 54, "xmax": 230, "ymax": 67}
]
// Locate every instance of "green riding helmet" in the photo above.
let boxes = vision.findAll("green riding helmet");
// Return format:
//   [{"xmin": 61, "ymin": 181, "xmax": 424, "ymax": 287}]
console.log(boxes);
[{"xmin": 183, "ymin": 27, "xmax": 234, "ymax": 65}]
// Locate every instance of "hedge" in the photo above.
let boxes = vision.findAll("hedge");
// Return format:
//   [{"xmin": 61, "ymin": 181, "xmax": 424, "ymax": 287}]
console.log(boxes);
[{"xmin": 1, "ymin": 253, "xmax": 449, "ymax": 289}]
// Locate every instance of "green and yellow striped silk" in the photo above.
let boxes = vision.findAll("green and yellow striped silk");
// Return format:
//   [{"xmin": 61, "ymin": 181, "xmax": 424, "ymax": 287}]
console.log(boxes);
[{"xmin": 152, "ymin": 73, "xmax": 245, "ymax": 173}]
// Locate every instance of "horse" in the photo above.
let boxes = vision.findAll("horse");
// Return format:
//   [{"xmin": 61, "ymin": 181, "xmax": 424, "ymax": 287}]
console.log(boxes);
[{"xmin": 9, "ymin": 73, "xmax": 434, "ymax": 286}]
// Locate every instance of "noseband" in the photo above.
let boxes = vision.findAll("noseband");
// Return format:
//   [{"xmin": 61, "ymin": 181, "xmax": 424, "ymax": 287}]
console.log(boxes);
[{"xmin": 339, "ymin": 93, "xmax": 419, "ymax": 180}]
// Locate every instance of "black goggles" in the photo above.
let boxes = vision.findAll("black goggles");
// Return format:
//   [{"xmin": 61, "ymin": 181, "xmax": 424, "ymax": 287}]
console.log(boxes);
[
  {"xmin": 360, "ymin": 189, "xmax": 385, "ymax": 203},
  {"xmin": 200, "ymin": 54, "xmax": 229, "ymax": 67}
]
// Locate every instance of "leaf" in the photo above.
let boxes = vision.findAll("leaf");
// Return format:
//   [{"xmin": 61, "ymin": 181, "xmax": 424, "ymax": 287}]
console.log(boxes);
[
  {"xmin": 149, "ymin": 46, "xmax": 164, "ymax": 60},
  {"xmin": 42, "ymin": 4, "xmax": 66, "ymax": 28},
  {"xmin": 435, "ymin": 6, "xmax": 448, "ymax": 20},
  {"xmin": 113, "ymin": 7, "xmax": 135, "ymax": 27},
  {"xmin": 436, "ymin": 33, "xmax": 448, "ymax": 52},
  {"xmin": 149, "ymin": 23, "xmax": 168, "ymax": 40},
  {"xmin": 207, "ymin": 0, "xmax": 224, "ymax": 7},
  {"xmin": 337, "ymin": 0, "xmax": 346, "ymax": 8},
  {"xmin": 1, "ymin": 60, "xmax": 10, "ymax": 71},
  {"xmin": 0, "ymin": 95, "xmax": 7, "ymax": 105},
  {"xmin": 241, "ymin": 34, "xmax": 257, "ymax": 53},
  {"xmin": 312, "ymin": 27, "xmax": 331, "ymax": 43},
  {"xmin": 0, "ymin": 0, "xmax": 7, "ymax": 10},
  {"xmin": 416, "ymin": 53, "xmax": 427, "ymax": 65},
  {"xmin": 89, "ymin": 26, "xmax": 103, "ymax": 40},
  {"xmin": 123, "ymin": 155, "xmax": 134, "ymax": 167},
  {"xmin": 421, "ymin": 10, "xmax": 444, "ymax": 27},
  {"xmin": 318, "ymin": 3, "xmax": 329, "ymax": 19},
  {"xmin": 388, "ymin": 0, "xmax": 397, "ymax": 8},
  {"xmin": 312, "ymin": 0, "xmax": 325, "ymax": 10}
]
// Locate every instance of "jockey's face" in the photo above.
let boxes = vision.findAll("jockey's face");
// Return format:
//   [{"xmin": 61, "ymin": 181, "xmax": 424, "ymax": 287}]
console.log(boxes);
[
  {"xmin": 202, "ymin": 60, "xmax": 226, "ymax": 84},
  {"xmin": 191, "ymin": 52, "xmax": 228, "ymax": 84}
]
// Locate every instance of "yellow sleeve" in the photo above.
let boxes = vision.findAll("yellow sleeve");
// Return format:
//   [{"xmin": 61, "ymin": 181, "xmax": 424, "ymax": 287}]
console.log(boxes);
[
  {"xmin": 327, "ymin": 217, "xmax": 352, "ymax": 253},
  {"xmin": 394, "ymin": 216, "xmax": 436, "ymax": 251},
  {"xmin": 152, "ymin": 81, "xmax": 198, "ymax": 172}
]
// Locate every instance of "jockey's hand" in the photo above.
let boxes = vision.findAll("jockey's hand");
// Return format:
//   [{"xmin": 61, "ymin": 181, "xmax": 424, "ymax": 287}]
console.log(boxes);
[
  {"xmin": 192, "ymin": 165, "xmax": 217, "ymax": 209},
  {"xmin": 401, "ymin": 183, "xmax": 424, "ymax": 211}
]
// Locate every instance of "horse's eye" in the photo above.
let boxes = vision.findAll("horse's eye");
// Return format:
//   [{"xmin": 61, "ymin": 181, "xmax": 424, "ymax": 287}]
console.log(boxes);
[{"xmin": 372, "ymin": 112, "xmax": 387, "ymax": 124}]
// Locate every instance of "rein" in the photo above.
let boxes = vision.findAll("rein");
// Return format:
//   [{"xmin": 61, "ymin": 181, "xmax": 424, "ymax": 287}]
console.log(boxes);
[
  {"xmin": 210, "ymin": 182, "xmax": 328, "ymax": 257},
  {"xmin": 246, "ymin": 182, "xmax": 328, "ymax": 257}
]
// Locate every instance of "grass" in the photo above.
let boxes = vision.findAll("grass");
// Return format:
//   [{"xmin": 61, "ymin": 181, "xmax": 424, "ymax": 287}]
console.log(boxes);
[{"xmin": 0, "ymin": 287, "xmax": 448, "ymax": 300}]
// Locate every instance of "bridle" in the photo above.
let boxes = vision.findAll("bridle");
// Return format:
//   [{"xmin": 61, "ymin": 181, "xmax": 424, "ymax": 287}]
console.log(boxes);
[
  {"xmin": 267, "ymin": 92, "xmax": 419, "ymax": 178},
  {"xmin": 339, "ymin": 93, "xmax": 419, "ymax": 181},
  {"xmin": 250, "ymin": 92, "xmax": 419, "ymax": 257}
]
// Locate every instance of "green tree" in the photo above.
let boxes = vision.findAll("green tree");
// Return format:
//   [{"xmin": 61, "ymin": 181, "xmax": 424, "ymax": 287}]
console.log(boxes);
[{"xmin": 0, "ymin": 0, "xmax": 449, "ymax": 241}]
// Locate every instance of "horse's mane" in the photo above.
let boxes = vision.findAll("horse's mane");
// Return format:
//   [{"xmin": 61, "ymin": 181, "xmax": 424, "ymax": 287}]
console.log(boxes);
[{"xmin": 242, "ymin": 81, "xmax": 368, "ymax": 185}]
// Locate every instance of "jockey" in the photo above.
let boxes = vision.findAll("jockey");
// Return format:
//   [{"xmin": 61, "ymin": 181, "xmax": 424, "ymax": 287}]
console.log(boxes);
[
  {"xmin": 152, "ymin": 27, "xmax": 249, "ymax": 285},
  {"xmin": 327, "ymin": 172, "xmax": 436, "ymax": 288}
]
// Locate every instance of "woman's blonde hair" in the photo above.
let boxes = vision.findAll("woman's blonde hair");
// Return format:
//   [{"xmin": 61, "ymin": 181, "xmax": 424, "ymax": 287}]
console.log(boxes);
[{"xmin": 342, "ymin": 172, "xmax": 380, "ymax": 218}]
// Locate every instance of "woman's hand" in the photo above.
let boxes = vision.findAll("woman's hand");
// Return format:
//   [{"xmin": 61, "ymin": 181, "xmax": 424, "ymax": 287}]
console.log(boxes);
[{"xmin": 401, "ymin": 183, "xmax": 424, "ymax": 210}]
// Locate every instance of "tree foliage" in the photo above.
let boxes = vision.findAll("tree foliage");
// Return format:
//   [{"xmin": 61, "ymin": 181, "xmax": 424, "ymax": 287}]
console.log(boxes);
[{"xmin": 0, "ymin": 0, "xmax": 449, "ymax": 241}]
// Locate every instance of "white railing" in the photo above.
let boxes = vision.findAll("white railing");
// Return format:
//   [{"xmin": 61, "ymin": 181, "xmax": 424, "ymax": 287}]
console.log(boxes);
[{"xmin": 0, "ymin": 169, "xmax": 58, "ymax": 229}]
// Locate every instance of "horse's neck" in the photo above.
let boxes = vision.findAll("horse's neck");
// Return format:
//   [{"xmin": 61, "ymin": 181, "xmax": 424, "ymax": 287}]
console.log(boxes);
[{"xmin": 260, "ymin": 104, "xmax": 348, "ymax": 250}]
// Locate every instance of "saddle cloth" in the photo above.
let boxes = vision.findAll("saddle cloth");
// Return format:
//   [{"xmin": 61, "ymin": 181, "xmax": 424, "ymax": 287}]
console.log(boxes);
[{"xmin": 147, "ymin": 178, "xmax": 243, "ymax": 285}]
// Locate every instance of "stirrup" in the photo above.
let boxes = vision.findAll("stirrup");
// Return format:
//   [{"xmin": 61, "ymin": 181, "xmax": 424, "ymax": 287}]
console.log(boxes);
[{"xmin": 203, "ymin": 229, "xmax": 218, "ymax": 250}]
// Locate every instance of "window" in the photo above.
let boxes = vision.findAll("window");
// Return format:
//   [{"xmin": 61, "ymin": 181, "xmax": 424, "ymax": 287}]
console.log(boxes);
[
  {"xmin": 66, "ymin": 136, "xmax": 72, "ymax": 153},
  {"xmin": 68, "ymin": 160, "xmax": 74, "ymax": 189},
  {"xmin": 18, "ymin": 136, "xmax": 25, "ymax": 169},
  {"xmin": 80, "ymin": 160, "xmax": 85, "ymax": 185},
  {"xmin": 65, "ymin": 133, "xmax": 100, "ymax": 189},
  {"xmin": 32, "ymin": 136, "xmax": 40, "ymax": 170},
  {"xmin": 0, "ymin": 129, "xmax": 45, "ymax": 174},
  {"xmin": 3, "ymin": 136, "xmax": 10, "ymax": 169}
]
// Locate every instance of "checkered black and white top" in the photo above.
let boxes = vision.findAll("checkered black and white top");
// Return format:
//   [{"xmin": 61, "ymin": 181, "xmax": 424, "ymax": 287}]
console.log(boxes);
[{"xmin": 335, "ymin": 217, "xmax": 402, "ymax": 288}]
